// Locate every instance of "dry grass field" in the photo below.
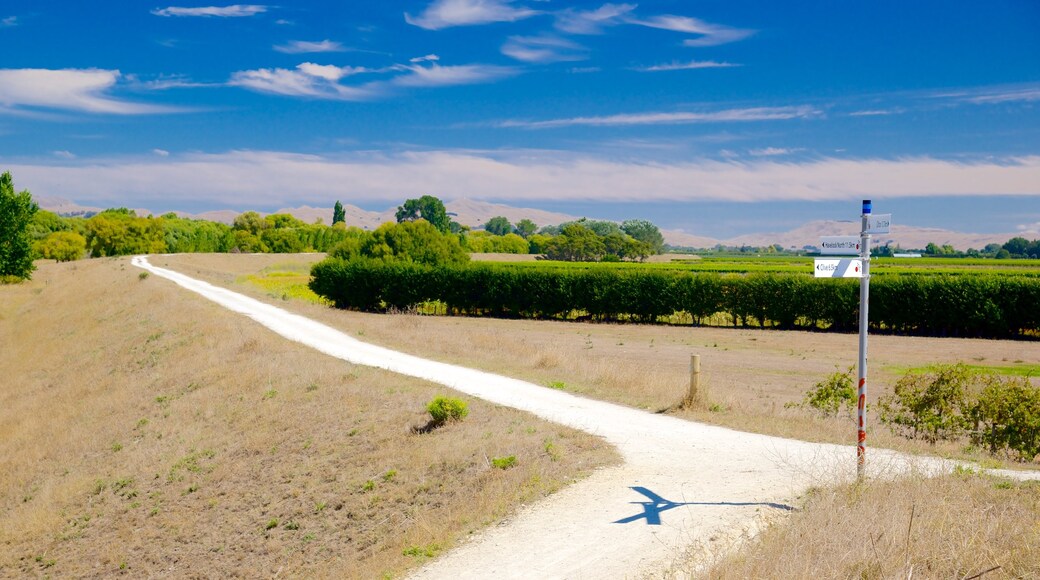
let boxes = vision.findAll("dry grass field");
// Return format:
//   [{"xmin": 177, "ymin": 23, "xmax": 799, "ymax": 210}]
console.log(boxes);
[
  {"xmin": 156, "ymin": 253, "xmax": 1040, "ymax": 469},
  {"xmin": 148, "ymin": 253, "xmax": 1040, "ymax": 578},
  {"xmin": 0, "ymin": 257, "xmax": 615, "ymax": 578}
]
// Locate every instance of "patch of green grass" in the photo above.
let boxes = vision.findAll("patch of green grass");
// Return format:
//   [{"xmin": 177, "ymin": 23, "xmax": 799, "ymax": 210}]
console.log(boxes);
[
  {"xmin": 262, "ymin": 388, "xmax": 278, "ymax": 400},
  {"xmin": 547, "ymin": 381, "xmax": 567, "ymax": 390},
  {"xmin": 382, "ymin": 469, "xmax": 397, "ymax": 482},
  {"xmin": 491, "ymin": 455, "xmax": 517, "ymax": 469},
  {"xmin": 265, "ymin": 518, "xmax": 279, "ymax": 530},
  {"xmin": 240, "ymin": 272, "xmax": 330, "ymax": 305},
  {"xmin": 402, "ymin": 543, "xmax": 441, "ymax": 559},
  {"xmin": 893, "ymin": 363, "xmax": 1039, "ymax": 378}
]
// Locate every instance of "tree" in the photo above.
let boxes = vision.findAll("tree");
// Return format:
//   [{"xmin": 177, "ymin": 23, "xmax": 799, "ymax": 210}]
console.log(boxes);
[
  {"xmin": 36, "ymin": 231, "xmax": 86, "ymax": 262},
  {"xmin": 332, "ymin": 200, "xmax": 346, "ymax": 225},
  {"xmin": 542, "ymin": 223, "xmax": 606, "ymax": 262},
  {"xmin": 622, "ymin": 219, "xmax": 665, "ymax": 255},
  {"xmin": 483, "ymin": 216, "xmax": 512, "ymax": 236},
  {"xmin": 0, "ymin": 171, "xmax": 39, "ymax": 280},
  {"xmin": 395, "ymin": 195, "xmax": 450, "ymax": 233},
  {"xmin": 362, "ymin": 220, "xmax": 468, "ymax": 265},
  {"xmin": 514, "ymin": 218, "xmax": 537, "ymax": 239},
  {"xmin": 232, "ymin": 211, "xmax": 268, "ymax": 235},
  {"xmin": 1003, "ymin": 237, "xmax": 1030, "ymax": 257}
]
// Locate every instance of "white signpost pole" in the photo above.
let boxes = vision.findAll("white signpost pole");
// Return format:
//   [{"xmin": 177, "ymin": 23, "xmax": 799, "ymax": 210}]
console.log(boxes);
[{"xmin": 856, "ymin": 200, "xmax": 871, "ymax": 480}]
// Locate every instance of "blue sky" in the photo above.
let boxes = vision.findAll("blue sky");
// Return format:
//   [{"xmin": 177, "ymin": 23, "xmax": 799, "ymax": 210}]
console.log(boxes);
[{"xmin": 1, "ymin": 1, "xmax": 1038, "ymax": 238}]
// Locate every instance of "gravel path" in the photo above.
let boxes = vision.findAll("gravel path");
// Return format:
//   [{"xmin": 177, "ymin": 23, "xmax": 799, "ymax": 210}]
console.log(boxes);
[{"xmin": 132, "ymin": 256, "xmax": 1040, "ymax": 578}]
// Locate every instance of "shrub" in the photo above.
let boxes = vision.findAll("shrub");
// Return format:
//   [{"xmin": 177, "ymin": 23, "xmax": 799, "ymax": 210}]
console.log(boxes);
[
  {"xmin": 801, "ymin": 366, "xmax": 857, "ymax": 417},
  {"xmin": 969, "ymin": 375, "xmax": 1040, "ymax": 461},
  {"xmin": 877, "ymin": 364, "xmax": 974, "ymax": 443},
  {"xmin": 427, "ymin": 396, "xmax": 469, "ymax": 425},
  {"xmin": 491, "ymin": 455, "xmax": 517, "ymax": 469}
]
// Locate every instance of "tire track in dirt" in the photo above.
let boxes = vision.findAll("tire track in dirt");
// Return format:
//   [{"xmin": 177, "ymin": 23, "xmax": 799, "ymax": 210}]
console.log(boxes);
[{"xmin": 132, "ymin": 256, "xmax": 1040, "ymax": 579}]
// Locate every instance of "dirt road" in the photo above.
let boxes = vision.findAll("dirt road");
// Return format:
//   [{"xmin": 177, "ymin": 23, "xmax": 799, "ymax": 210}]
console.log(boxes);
[{"xmin": 132, "ymin": 256, "xmax": 1039, "ymax": 578}]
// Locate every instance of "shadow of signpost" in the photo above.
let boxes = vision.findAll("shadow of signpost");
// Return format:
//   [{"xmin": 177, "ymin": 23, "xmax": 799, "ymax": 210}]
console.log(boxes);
[{"xmin": 613, "ymin": 486, "xmax": 795, "ymax": 526}]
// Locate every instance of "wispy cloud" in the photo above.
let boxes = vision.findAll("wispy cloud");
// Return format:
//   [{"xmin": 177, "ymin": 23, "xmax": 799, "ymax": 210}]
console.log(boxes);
[
  {"xmin": 748, "ymin": 147, "xmax": 803, "ymax": 156},
  {"xmin": 554, "ymin": 3, "xmax": 635, "ymax": 34},
  {"xmin": 229, "ymin": 63, "xmax": 375, "ymax": 99},
  {"xmin": 405, "ymin": 0, "xmax": 539, "ymax": 30},
  {"xmin": 501, "ymin": 35, "xmax": 587, "ymax": 63},
  {"xmin": 1016, "ymin": 221, "xmax": 1040, "ymax": 234},
  {"xmin": 2, "ymin": 15, "xmax": 17, "ymax": 27},
  {"xmin": 410, "ymin": 54, "xmax": 440, "ymax": 63},
  {"xmin": 52, "ymin": 150, "xmax": 76, "ymax": 159},
  {"xmin": 12, "ymin": 151, "xmax": 1040, "ymax": 207},
  {"xmin": 153, "ymin": 148, "xmax": 170, "ymax": 157},
  {"xmin": 389, "ymin": 63, "xmax": 517, "ymax": 88},
  {"xmin": 0, "ymin": 69, "xmax": 186, "ymax": 115},
  {"xmin": 229, "ymin": 60, "xmax": 516, "ymax": 99},
  {"xmin": 151, "ymin": 5, "xmax": 267, "ymax": 17},
  {"xmin": 960, "ymin": 87, "xmax": 1040, "ymax": 105},
  {"xmin": 849, "ymin": 109, "xmax": 900, "ymax": 117},
  {"xmin": 499, "ymin": 106, "xmax": 822, "ymax": 129},
  {"xmin": 635, "ymin": 60, "xmax": 740, "ymax": 72},
  {"xmin": 629, "ymin": 15, "xmax": 755, "ymax": 46},
  {"xmin": 273, "ymin": 39, "xmax": 346, "ymax": 54}
]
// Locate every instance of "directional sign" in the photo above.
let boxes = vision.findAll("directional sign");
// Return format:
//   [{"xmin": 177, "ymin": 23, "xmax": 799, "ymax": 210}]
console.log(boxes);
[
  {"xmin": 865, "ymin": 213, "xmax": 891, "ymax": 234},
  {"xmin": 814, "ymin": 258, "xmax": 863, "ymax": 278},
  {"xmin": 819, "ymin": 236, "xmax": 861, "ymax": 256}
]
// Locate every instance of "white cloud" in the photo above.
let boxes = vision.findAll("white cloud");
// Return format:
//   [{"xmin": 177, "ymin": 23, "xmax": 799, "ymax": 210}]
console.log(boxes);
[
  {"xmin": 554, "ymin": 3, "xmax": 635, "ymax": 34},
  {"xmin": 849, "ymin": 109, "xmax": 900, "ymax": 117},
  {"xmin": 410, "ymin": 54, "xmax": 440, "ymax": 63},
  {"xmin": 501, "ymin": 35, "xmax": 587, "ymax": 63},
  {"xmin": 389, "ymin": 63, "xmax": 517, "ymax": 88},
  {"xmin": 636, "ymin": 60, "xmax": 740, "ymax": 72},
  {"xmin": 405, "ymin": 0, "xmax": 539, "ymax": 30},
  {"xmin": 229, "ymin": 63, "xmax": 374, "ymax": 99},
  {"xmin": 748, "ymin": 147, "xmax": 803, "ymax": 157},
  {"xmin": 229, "ymin": 61, "xmax": 515, "ymax": 99},
  {"xmin": 2, "ymin": 16, "xmax": 17, "ymax": 27},
  {"xmin": 629, "ymin": 15, "xmax": 754, "ymax": 46},
  {"xmin": 962, "ymin": 88, "xmax": 1040, "ymax": 105},
  {"xmin": 52, "ymin": 150, "xmax": 76, "ymax": 159},
  {"xmin": 153, "ymin": 149, "xmax": 170, "ymax": 157},
  {"xmin": 0, "ymin": 69, "xmax": 186, "ymax": 115},
  {"xmin": 273, "ymin": 40, "xmax": 346, "ymax": 54},
  {"xmin": 11, "ymin": 151, "xmax": 1040, "ymax": 207},
  {"xmin": 499, "ymin": 106, "xmax": 822, "ymax": 128},
  {"xmin": 151, "ymin": 5, "xmax": 267, "ymax": 17},
  {"xmin": 1016, "ymin": 222, "xmax": 1040, "ymax": 234}
]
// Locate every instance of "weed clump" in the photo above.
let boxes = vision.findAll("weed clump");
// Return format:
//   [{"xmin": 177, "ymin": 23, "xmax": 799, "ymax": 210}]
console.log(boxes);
[
  {"xmin": 426, "ymin": 396, "xmax": 468, "ymax": 426},
  {"xmin": 491, "ymin": 455, "xmax": 517, "ymax": 470}
]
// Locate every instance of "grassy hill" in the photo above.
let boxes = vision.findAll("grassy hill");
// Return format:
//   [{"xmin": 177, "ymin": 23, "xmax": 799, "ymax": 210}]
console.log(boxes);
[{"xmin": 0, "ymin": 258, "xmax": 615, "ymax": 577}]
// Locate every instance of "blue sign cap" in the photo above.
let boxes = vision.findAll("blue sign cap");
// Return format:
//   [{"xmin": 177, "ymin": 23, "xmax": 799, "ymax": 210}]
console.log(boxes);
[{"xmin": 862, "ymin": 199, "xmax": 872, "ymax": 215}]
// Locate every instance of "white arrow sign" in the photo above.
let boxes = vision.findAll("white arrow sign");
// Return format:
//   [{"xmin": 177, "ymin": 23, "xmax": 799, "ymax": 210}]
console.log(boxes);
[
  {"xmin": 814, "ymin": 258, "xmax": 863, "ymax": 278},
  {"xmin": 865, "ymin": 214, "xmax": 891, "ymax": 234},
  {"xmin": 819, "ymin": 235, "xmax": 861, "ymax": 256}
]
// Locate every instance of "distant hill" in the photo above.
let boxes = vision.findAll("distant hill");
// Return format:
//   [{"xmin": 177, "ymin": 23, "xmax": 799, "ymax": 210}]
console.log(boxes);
[
  {"xmin": 726, "ymin": 220, "xmax": 1022, "ymax": 251},
  {"xmin": 37, "ymin": 196, "xmax": 1023, "ymax": 251}
]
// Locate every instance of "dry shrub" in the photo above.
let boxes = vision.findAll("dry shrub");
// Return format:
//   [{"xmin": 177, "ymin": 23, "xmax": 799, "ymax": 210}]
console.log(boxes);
[{"xmin": 701, "ymin": 470, "xmax": 1040, "ymax": 579}]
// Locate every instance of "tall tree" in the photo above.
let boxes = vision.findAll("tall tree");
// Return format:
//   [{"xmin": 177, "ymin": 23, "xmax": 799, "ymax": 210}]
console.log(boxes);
[
  {"xmin": 483, "ymin": 216, "xmax": 512, "ymax": 236},
  {"xmin": 332, "ymin": 200, "xmax": 346, "ymax": 225},
  {"xmin": 621, "ymin": 219, "xmax": 665, "ymax": 255},
  {"xmin": 0, "ymin": 171, "xmax": 40, "ymax": 280},
  {"xmin": 395, "ymin": 195, "xmax": 450, "ymax": 233},
  {"xmin": 514, "ymin": 218, "xmax": 537, "ymax": 239}
]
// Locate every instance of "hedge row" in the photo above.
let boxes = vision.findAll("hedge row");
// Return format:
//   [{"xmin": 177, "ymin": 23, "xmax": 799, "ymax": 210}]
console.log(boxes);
[{"xmin": 309, "ymin": 258, "xmax": 1040, "ymax": 339}]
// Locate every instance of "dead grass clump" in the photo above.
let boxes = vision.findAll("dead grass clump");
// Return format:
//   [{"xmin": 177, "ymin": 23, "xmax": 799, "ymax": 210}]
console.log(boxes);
[
  {"xmin": 0, "ymin": 257, "xmax": 616, "ymax": 578},
  {"xmin": 699, "ymin": 471, "xmax": 1040, "ymax": 579}
]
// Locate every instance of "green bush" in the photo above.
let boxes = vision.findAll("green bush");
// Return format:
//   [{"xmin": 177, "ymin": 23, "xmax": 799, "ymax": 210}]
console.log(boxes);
[
  {"xmin": 877, "ymin": 365, "xmax": 974, "ymax": 443},
  {"xmin": 307, "ymin": 259, "xmax": 1040, "ymax": 338},
  {"xmin": 801, "ymin": 366, "xmax": 857, "ymax": 417},
  {"xmin": 970, "ymin": 375, "xmax": 1040, "ymax": 461},
  {"xmin": 427, "ymin": 396, "xmax": 469, "ymax": 425}
]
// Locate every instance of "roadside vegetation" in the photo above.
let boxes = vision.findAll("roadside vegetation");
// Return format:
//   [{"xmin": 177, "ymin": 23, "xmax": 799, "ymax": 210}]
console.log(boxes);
[{"xmin": 0, "ymin": 257, "xmax": 615, "ymax": 577}]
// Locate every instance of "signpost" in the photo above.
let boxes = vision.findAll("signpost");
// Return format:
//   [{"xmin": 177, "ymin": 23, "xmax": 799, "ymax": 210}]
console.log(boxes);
[
  {"xmin": 813, "ymin": 258, "xmax": 863, "ymax": 278},
  {"xmin": 819, "ymin": 235, "xmax": 861, "ymax": 255},
  {"xmin": 814, "ymin": 201, "xmax": 891, "ymax": 480}
]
